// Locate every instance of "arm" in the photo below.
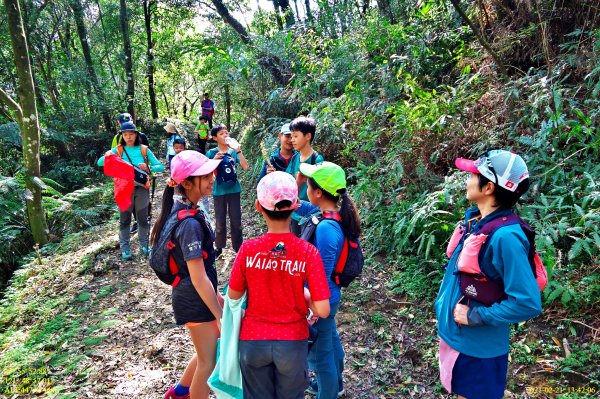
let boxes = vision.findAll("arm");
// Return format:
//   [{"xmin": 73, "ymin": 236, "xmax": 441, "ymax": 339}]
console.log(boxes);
[
  {"xmin": 187, "ymin": 257, "xmax": 223, "ymax": 322},
  {"xmin": 314, "ymin": 222, "xmax": 344, "ymax": 281},
  {"xmin": 146, "ymin": 148, "xmax": 165, "ymax": 173},
  {"xmin": 228, "ymin": 244, "xmax": 247, "ymax": 299},
  {"xmin": 256, "ymin": 161, "xmax": 268, "ymax": 186},
  {"xmin": 304, "ymin": 287, "xmax": 330, "ymax": 318},
  {"xmin": 237, "ymin": 151, "xmax": 249, "ymax": 170},
  {"xmin": 97, "ymin": 148, "xmax": 118, "ymax": 167}
]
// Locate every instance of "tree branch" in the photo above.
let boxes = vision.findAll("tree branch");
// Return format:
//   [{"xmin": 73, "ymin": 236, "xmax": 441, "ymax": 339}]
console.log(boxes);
[{"xmin": 0, "ymin": 86, "xmax": 23, "ymax": 122}]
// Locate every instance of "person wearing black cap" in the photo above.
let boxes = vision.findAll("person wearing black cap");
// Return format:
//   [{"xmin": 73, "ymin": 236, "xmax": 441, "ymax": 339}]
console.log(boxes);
[{"xmin": 98, "ymin": 121, "xmax": 164, "ymax": 260}]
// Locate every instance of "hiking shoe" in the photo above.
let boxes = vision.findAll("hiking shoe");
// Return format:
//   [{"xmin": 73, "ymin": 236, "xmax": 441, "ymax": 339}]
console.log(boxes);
[
  {"xmin": 121, "ymin": 251, "xmax": 133, "ymax": 261},
  {"xmin": 164, "ymin": 386, "xmax": 189, "ymax": 399},
  {"xmin": 140, "ymin": 246, "xmax": 150, "ymax": 257},
  {"xmin": 130, "ymin": 222, "xmax": 138, "ymax": 234},
  {"xmin": 305, "ymin": 379, "xmax": 345, "ymax": 397}
]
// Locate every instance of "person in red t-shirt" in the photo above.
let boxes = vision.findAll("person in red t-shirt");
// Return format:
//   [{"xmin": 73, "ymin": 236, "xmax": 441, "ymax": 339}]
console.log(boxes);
[{"xmin": 228, "ymin": 171, "xmax": 331, "ymax": 399}]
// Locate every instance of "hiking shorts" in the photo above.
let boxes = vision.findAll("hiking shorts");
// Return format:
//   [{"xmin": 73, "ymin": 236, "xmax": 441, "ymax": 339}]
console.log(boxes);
[
  {"xmin": 451, "ymin": 351, "xmax": 509, "ymax": 399},
  {"xmin": 171, "ymin": 273, "xmax": 218, "ymax": 325}
]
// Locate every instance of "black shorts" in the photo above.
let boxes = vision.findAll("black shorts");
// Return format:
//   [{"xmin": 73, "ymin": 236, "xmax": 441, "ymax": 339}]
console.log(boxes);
[{"xmin": 172, "ymin": 275, "xmax": 218, "ymax": 325}]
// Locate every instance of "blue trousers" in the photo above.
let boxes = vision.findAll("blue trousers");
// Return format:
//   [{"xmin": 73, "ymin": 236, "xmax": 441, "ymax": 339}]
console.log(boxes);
[{"xmin": 308, "ymin": 301, "xmax": 344, "ymax": 399}]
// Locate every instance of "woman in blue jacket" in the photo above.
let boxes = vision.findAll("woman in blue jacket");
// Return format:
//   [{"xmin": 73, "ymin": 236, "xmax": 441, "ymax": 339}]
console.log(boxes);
[
  {"xmin": 297, "ymin": 161, "xmax": 361, "ymax": 399},
  {"xmin": 435, "ymin": 150, "xmax": 542, "ymax": 399}
]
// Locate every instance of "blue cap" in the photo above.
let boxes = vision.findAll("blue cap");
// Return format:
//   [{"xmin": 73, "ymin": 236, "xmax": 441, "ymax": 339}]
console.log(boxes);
[
  {"xmin": 117, "ymin": 113, "xmax": 132, "ymax": 123},
  {"xmin": 119, "ymin": 121, "xmax": 138, "ymax": 132}
]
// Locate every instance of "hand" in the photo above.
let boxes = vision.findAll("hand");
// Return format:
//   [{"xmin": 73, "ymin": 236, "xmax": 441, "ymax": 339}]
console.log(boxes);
[
  {"xmin": 138, "ymin": 163, "xmax": 149, "ymax": 172},
  {"xmin": 308, "ymin": 315, "xmax": 319, "ymax": 325},
  {"xmin": 266, "ymin": 165, "xmax": 275, "ymax": 174},
  {"xmin": 296, "ymin": 173, "xmax": 307, "ymax": 185},
  {"xmin": 214, "ymin": 152, "xmax": 225, "ymax": 159},
  {"xmin": 105, "ymin": 150, "xmax": 113, "ymax": 157},
  {"xmin": 453, "ymin": 303, "xmax": 470, "ymax": 326},
  {"xmin": 217, "ymin": 292, "xmax": 225, "ymax": 308}
]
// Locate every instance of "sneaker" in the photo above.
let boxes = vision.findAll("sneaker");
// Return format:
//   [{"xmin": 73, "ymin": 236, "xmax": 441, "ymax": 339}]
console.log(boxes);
[
  {"xmin": 130, "ymin": 222, "xmax": 138, "ymax": 234},
  {"xmin": 305, "ymin": 378, "xmax": 345, "ymax": 397},
  {"xmin": 121, "ymin": 251, "xmax": 133, "ymax": 261},
  {"xmin": 164, "ymin": 386, "xmax": 189, "ymax": 399},
  {"xmin": 140, "ymin": 246, "xmax": 150, "ymax": 257}
]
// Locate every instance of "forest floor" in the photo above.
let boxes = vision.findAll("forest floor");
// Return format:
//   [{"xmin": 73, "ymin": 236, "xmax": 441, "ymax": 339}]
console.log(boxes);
[{"xmin": 1, "ymin": 181, "xmax": 598, "ymax": 398}]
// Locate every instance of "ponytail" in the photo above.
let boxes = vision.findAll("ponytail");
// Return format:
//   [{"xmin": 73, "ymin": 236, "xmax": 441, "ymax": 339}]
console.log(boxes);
[
  {"xmin": 150, "ymin": 185, "xmax": 175, "ymax": 246},
  {"xmin": 338, "ymin": 189, "xmax": 361, "ymax": 238}
]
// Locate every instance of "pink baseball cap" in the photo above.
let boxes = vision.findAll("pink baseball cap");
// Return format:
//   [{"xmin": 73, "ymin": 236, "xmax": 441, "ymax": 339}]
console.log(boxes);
[
  {"xmin": 257, "ymin": 171, "xmax": 299, "ymax": 211},
  {"xmin": 170, "ymin": 150, "xmax": 221, "ymax": 184}
]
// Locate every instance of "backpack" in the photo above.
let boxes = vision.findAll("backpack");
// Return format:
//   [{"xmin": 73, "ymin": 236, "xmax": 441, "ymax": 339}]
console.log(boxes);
[
  {"xmin": 300, "ymin": 211, "xmax": 364, "ymax": 288},
  {"xmin": 149, "ymin": 209, "xmax": 215, "ymax": 287},
  {"xmin": 214, "ymin": 152, "xmax": 237, "ymax": 184},
  {"xmin": 117, "ymin": 145, "xmax": 151, "ymax": 189},
  {"xmin": 447, "ymin": 213, "xmax": 549, "ymax": 306}
]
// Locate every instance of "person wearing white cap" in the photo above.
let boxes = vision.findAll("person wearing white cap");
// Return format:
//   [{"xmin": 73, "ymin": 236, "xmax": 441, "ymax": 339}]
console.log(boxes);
[
  {"xmin": 435, "ymin": 150, "xmax": 542, "ymax": 399},
  {"xmin": 150, "ymin": 150, "xmax": 223, "ymax": 399},
  {"xmin": 164, "ymin": 122, "xmax": 183, "ymax": 168},
  {"xmin": 256, "ymin": 122, "xmax": 297, "ymax": 185},
  {"xmin": 227, "ymin": 171, "xmax": 331, "ymax": 399}
]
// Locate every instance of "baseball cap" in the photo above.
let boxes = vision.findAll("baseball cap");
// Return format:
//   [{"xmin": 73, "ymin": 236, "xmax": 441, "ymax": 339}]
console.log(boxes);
[
  {"xmin": 117, "ymin": 113, "xmax": 132, "ymax": 123},
  {"xmin": 299, "ymin": 161, "xmax": 346, "ymax": 196},
  {"xmin": 455, "ymin": 150, "xmax": 529, "ymax": 192},
  {"xmin": 170, "ymin": 150, "xmax": 221, "ymax": 184},
  {"xmin": 257, "ymin": 171, "xmax": 299, "ymax": 211},
  {"xmin": 280, "ymin": 123, "xmax": 291, "ymax": 135},
  {"xmin": 119, "ymin": 121, "xmax": 138, "ymax": 132}
]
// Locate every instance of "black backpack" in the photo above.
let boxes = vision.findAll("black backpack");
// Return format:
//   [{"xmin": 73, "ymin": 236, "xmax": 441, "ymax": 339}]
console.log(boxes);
[
  {"xmin": 149, "ymin": 209, "xmax": 215, "ymax": 287},
  {"xmin": 300, "ymin": 211, "xmax": 364, "ymax": 288},
  {"xmin": 214, "ymin": 152, "xmax": 237, "ymax": 184}
]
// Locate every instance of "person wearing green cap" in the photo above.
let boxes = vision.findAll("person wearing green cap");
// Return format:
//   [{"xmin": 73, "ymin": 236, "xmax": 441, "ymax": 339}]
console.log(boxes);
[{"xmin": 296, "ymin": 161, "xmax": 362, "ymax": 399}]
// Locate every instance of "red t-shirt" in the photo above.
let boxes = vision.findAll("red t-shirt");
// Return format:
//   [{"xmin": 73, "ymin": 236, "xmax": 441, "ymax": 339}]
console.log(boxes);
[{"xmin": 229, "ymin": 232, "xmax": 330, "ymax": 340}]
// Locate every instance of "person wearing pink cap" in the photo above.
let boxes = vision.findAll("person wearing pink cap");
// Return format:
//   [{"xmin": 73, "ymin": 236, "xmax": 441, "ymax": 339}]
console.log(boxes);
[
  {"xmin": 150, "ymin": 150, "xmax": 224, "ymax": 399},
  {"xmin": 227, "ymin": 171, "xmax": 331, "ymax": 399},
  {"xmin": 435, "ymin": 150, "xmax": 542, "ymax": 399}
]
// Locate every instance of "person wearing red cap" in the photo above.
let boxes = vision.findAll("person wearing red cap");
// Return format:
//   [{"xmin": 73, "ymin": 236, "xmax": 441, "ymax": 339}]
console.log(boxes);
[
  {"xmin": 435, "ymin": 150, "xmax": 542, "ymax": 399},
  {"xmin": 150, "ymin": 150, "xmax": 223, "ymax": 399},
  {"xmin": 227, "ymin": 171, "xmax": 331, "ymax": 399}
]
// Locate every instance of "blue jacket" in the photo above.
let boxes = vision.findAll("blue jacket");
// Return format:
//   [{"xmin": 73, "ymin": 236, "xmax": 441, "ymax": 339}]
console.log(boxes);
[
  {"xmin": 256, "ymin": 149, "xmax": 296, "ymax": 186},
  {"xmin": 434, "ymin": 207, "xmax": 542, "ymax": 358}
]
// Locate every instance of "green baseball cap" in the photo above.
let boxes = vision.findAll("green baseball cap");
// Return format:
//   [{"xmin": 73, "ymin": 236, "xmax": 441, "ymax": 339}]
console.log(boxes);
[{"xmin": 299, "ymin": 161, "xmax": 346, "ymax": 196}]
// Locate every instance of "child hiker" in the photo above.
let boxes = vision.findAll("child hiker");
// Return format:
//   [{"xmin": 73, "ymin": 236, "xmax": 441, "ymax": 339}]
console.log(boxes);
[
  {"xmin": 297, "ymin": 162, "xmax": 360, "ymax": 399},
  {"xmin": 256, "ymin": 122, "xmax": 296, "ymax": 185},
  {"xmin": 227, "ymin": 171, "xmax": 331, "ymax": 399},
  {"xmin": 165, "ymin": 122, "xmax": 183, "ymax": 168},
  {"xmin": 206, "ymin": 125, "xmax": 249, "ymax": 256},
  {"xmin": 194, "ymin": 116, "xmax": 211, "ymax": 155},
  {"xmin": 435, "ymin": 150, "xmax": 543, "ymax": 399},
  {"xmin": 150, "ymin": 150, "xmax": 224, "ymax": 399},
  {"xmin": 285, "ymin": 116, "xmax": 324, "ymax": 235}
]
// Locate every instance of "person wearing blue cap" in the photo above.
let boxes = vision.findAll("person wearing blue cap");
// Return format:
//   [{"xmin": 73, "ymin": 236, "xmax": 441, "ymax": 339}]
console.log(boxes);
[
  {"xmin": 111, "ymin": 113, "xmax": 149, "ymax": 149},
  {"xmin": 256, "ymin": 122, "xmax": 296, "ymax": 186},
  {"xmin": 98, "ymin": 121, "xmax": 164, "ymax": 260},
  {"xmin": 435, "ymin": 150, "xmax": 543, "ymax": 399}
]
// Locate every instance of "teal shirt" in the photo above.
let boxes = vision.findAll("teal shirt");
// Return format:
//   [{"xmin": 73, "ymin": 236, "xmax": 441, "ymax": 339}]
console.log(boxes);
[
  {"xmin": 206, "ymin": 148, "xmax": 241, "ymax": 196},
  {"xmin": 434, "ymin": 207, "xmax": 542, "ymax": 358},
  {"xmin": 285, "ymin": 151, "xmax": 324, "ymax": 201},
  {"xmin": 97, "ymin": 145, "xmax": 164, "ymax": 173}
]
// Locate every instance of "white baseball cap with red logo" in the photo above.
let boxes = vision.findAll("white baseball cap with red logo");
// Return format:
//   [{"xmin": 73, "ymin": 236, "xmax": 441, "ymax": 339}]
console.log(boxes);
[{"xmin": 455, "ymin": 150, "xmax": 529, "ymax": 192}]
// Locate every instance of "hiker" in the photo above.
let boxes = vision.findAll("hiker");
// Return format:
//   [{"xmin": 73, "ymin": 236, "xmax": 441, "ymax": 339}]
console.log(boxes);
[
  {"xmin": 112, "ymin": 113, "xmax": 149, "ymax": 148},
  {"xmin": 435, "ymin": 150, "xmax": 542, "ymax": 399},
  {"xmin": 150, "ymin": 150, "xmax": 224, "ymax": 399},
  {"xmin": 165, "ymin": 122, "xmax": 183, "ymax": 168},
  {"xmin": 97, "ymin": 121, "xmax": 164, "ymax": 260},
  {"xmin": 256, "ymin": 122, "xmax": 296, "ymax": 186},
  {"xmin": 205, "ymin": 125, "xmax": 249, "ymax": 256},
  {"xmin": 173, "ymin": 137, "xmax": 187, "ymax": 154},
  {"xmin": 194, "ymin": 116, "xmax": 211, "ymax": 155},
  {"xmin": 200, "ymin": 93, "xmax": 215, "ymax": 128},
  {"xmin": 296, "ymin": 162, "xmax": 360, "ymax": 399},
  {"xmin": 286, "ymin": 116, "xmax": 325, "ymax": 236},
  {"xmin": 227, "ymin": 171, "xmax": 331, "ymax": 399}
]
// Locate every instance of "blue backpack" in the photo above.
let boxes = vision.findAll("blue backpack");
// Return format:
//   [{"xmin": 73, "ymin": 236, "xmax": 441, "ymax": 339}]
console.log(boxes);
[{"xmin": 215, "ymin": 153, "xmax": 237, "ymax": 184}]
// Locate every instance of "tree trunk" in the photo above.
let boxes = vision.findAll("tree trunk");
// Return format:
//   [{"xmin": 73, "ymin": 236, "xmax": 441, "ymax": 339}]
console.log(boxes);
[
  {"xmin": 448, "ymin": 0, "xmax": 508, "ymax": 78},
  {"xmin": 304, "ymin": 0, "xmax": 313, "ymax": 22},
  {"xmin": 271, "ymin": 0, "xmax": 284, "ymax": 30},
  {"xmin": 3, "ymin": 0, "xmax": 49, "ymax": 245},
  {"xmin": 279, "ymin": 0, "xmax": 295, "ymax": 27},
  {"xmin": 70, "ymin": 0, "xmax": 113, "ymax": 131},
  {"xmin": 120, "ymin": 0, "xmax": 135, "ymax": 119},
  {"xmin": 144, "ymin": 0, "xmax": 159, "ymax": 119},
  {"xmin": 96, "ymin": 0, "xmax": 121, "ymax": 94},
  {"xmin": 224, "ymin": 83, "xmax": 231, "ymax": 131}
]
